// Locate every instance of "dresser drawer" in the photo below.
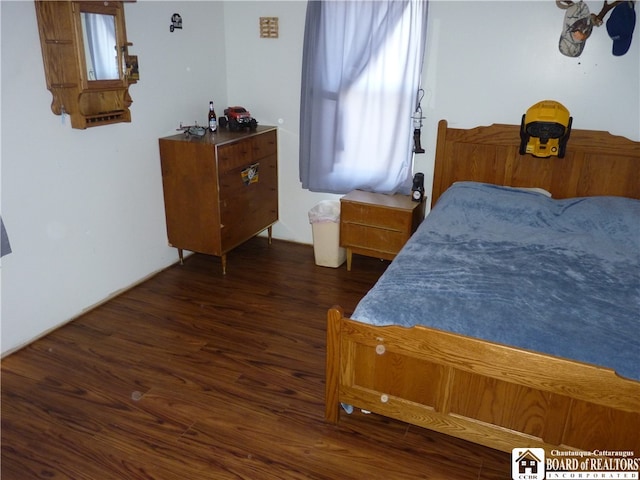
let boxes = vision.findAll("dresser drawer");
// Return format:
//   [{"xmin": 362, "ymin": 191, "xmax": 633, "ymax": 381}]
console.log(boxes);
[
  {"xmin": 217, "ymin": 139, "xmax": 252, "ymax": 173},
  {"xmin": 340, "ymin": 201, "xmax": 412, "ymax": 231},
  {"xmin": 251, "ymin": 130, "xmax": 277, "ymax": 159},
  {"xmin": 219, "ymin": 155, "xmax": 278, "ymax": 249}
]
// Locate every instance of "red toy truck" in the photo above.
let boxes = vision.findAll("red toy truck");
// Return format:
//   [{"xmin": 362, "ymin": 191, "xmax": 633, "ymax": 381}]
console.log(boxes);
[{"xmin": 219, "ymin": 106, "xmax": 258, "ymax": 131}]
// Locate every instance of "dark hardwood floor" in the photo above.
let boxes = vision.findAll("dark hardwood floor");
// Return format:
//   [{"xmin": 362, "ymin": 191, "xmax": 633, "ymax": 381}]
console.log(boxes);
[{"xmin": 1, "ymin": 238, "xmax": 510, "ymax": 479}]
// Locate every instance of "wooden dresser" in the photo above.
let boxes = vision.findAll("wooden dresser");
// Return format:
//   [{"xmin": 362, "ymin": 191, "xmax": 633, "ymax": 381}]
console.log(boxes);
[
  {"xmin": 340, "ymin": 190, "xmax": 425, "ymax": 271},
  {"xmin": 159, "ymin": 126, "xmax": 278, "ymax": 274}
]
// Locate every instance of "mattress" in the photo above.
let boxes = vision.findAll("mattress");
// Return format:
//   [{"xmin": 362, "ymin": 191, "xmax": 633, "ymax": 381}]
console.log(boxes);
[{"xmin": 351, "ymin": 182, "xmax": 640, "ymax": 381}]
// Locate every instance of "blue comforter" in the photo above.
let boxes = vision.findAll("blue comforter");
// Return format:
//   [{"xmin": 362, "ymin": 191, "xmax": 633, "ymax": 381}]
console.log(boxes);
[{"xmin": 352, "ymin": 182, "xmax": 640, "ymax": 381}]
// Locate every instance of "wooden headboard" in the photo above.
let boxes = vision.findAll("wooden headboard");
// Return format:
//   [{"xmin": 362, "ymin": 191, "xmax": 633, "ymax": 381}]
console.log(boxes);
[{"xmin": 431, "ymin": 119, "xmax": 640, "ymax": 207}]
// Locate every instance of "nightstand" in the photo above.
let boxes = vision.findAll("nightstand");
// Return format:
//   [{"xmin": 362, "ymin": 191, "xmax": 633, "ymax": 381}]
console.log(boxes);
[{"xmin": 340, "ymin": 190, "xmax": 426, "ymax": 271}]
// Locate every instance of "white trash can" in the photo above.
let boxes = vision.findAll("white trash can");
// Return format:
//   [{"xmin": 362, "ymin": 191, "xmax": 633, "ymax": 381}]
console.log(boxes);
[{"xmin": 308, "ymin": 200, "xmax": 347, "ymax": 268}]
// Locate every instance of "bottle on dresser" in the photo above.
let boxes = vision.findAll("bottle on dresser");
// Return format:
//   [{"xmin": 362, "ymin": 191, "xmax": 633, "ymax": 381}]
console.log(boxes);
[{"xmin": 208, "ymin": 101, "xmax": 217, "ymax": 132}]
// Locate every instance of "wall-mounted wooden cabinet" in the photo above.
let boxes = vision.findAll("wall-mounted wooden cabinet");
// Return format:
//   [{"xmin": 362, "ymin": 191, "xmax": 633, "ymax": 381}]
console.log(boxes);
[{"xmin": 34, "ymin": 1, "xmax": 138, "ymax": 129}]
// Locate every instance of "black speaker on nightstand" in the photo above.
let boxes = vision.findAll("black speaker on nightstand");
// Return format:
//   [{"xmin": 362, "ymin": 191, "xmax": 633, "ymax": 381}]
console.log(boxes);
[{"xmin": 411, "ymin": 172, "xmax": 425, "ymax": 202}]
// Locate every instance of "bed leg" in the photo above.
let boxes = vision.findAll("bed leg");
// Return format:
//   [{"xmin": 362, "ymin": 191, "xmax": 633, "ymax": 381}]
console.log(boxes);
[{"xmin": 325, "ymin": 306, "xmax": 343, "ymax": 424}]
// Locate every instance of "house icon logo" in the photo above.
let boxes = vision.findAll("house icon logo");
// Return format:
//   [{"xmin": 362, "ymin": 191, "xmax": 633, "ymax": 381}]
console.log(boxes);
[{"xmin": 512, "ymin": 448, "xmax": 545, "ymax": 480}]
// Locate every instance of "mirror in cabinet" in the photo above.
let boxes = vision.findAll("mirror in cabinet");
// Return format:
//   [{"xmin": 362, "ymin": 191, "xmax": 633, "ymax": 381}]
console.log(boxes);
[
  {"xmin": 81, "ymin": 12, "xmax": 120, "ymax": 81},
  {"xmin": 34, "ymin": 1, "xmax": 138, "ymax": 129}
]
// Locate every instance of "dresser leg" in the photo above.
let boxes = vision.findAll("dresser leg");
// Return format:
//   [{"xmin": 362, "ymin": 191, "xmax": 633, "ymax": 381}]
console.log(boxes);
[
  {"xmin": 178, "ymin": 248, "xmax": 184, "ymax": 265},
  {"xmin": 221, "ymin": 254, "xmax": 227, "ymax": 275},
  {"xmin": 268, "ymin": 225, "xmax": 273, "ymax": 245},
  {"xmin": 346, "ymin": 248, "xmax": 352, "ymax": 271}
]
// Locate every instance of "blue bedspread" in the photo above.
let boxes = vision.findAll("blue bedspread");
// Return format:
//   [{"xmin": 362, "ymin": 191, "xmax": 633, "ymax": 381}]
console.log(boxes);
[{"xmin": 352, "ymin": 182, "xmax": 640, "ymax": 381}]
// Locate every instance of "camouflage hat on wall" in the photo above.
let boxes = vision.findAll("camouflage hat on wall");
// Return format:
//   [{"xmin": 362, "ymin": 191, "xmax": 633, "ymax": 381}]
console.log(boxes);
[{"xmin": 558, "ymin": 1, "xmax": 594, "ymax": 57}]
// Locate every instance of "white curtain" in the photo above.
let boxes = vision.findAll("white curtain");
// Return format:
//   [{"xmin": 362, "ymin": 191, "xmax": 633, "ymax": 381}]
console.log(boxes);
[{"xmin": 299, "ymin": 0, "xmax": 428, "ymax": 194}]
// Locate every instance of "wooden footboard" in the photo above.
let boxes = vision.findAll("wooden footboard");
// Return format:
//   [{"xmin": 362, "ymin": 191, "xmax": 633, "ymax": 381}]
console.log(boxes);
[{"xmin": 325, "ymin": 306, "xmax": 640, "ymax": 453}]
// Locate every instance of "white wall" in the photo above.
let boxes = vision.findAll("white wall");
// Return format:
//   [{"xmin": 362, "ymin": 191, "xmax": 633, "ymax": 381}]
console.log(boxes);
[
  {"xmin": 0, "ymin": 1, "xmax": 228, "ymax": 353},
  {"xmin": 222, "ymin": 1, "xmax": 326, "ymax": 242},
  {"xmin": 1, "ymin": 1, "xmax": 638, "ymax": 355},
  {"xmin": 416, "ymin": 1, "xmax": 639, "ymax": 197}
]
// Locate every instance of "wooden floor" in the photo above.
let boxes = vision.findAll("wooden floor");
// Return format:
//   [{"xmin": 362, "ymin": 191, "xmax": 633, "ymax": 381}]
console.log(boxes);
[{"xmin": 1, "ymin": 238, "xmax": 510, "ymax": 479}]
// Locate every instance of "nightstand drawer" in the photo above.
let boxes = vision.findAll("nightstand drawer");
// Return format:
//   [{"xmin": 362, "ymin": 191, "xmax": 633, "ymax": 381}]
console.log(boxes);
[
  {"xmin": 341, "ymin": 223, "xmax": 408, "ymax": 254},
  {"xmin": 340, "ymin": 202, "xmax": 412, "ymax": 231}
]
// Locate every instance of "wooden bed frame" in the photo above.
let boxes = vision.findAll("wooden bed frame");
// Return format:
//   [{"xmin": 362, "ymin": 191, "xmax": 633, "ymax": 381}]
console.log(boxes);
[{"xmin": 326, "ymin": 120, "xmax": 640, "ymax": 453}]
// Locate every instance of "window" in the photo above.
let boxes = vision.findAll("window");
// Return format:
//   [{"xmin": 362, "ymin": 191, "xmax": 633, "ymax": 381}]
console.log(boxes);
[{"xmin": 299, "ymin": 0, "xmax": 428, "ymax": 194}]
